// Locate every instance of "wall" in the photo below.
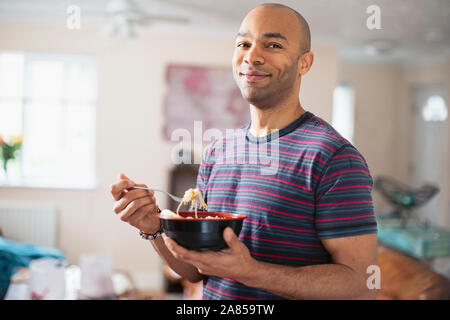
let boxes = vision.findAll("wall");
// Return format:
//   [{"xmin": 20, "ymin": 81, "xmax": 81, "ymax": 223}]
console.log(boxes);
[
  {"xmin": 0, "ymin": 22, "xmax": 338, "ymax": 290},
  {"xmin": 339, "ymin": 58, "xmax": 450, "ymax": 228},
  {"xmin": 338, "ymin": 62, "xmax": 402, "ymax": 213},
  {"xmin": 399, "ymin": 59, "xmax": 450, "ymax": 228}
]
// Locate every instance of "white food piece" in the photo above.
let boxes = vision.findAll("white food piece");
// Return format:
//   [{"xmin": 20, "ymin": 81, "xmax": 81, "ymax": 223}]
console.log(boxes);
[{"xmin": 160, "ymin": 209, "xmax": 183, "ymax": 219}]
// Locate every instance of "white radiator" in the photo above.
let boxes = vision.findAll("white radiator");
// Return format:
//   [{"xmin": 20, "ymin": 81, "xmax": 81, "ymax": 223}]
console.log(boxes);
[{"xmin": 0, "ymin": 201, "xmax": 58, "ymax": 248}]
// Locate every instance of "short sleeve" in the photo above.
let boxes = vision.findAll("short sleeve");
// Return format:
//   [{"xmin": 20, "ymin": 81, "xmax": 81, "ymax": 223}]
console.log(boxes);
[{"xmin": 315, "ymin": 145, "xmax": 378, "ymax": 239}]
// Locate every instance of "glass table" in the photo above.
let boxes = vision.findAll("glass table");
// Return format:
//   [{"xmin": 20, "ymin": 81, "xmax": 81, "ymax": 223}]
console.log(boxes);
[{"xmin": 376, "ymin": 215, "xmax": 450, "ymax": 260}]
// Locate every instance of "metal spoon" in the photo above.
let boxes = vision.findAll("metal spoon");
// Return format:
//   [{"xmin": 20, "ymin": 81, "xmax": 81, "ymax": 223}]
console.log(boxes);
[{"xmin": 131, "ymin": 186, "xmax": 183, "ymax": 202}]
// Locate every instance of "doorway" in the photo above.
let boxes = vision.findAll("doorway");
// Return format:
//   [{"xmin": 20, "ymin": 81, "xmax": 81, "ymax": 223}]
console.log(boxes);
[{"xmin": 410, "ymin": 84, "xmax": 448, "ymax": 226}]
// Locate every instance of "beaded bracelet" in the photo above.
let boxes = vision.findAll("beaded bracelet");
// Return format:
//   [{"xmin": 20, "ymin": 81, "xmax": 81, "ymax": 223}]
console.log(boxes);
[{"xmin": 139, "ymin": 207, "xmax": 163, "ymax": 240}]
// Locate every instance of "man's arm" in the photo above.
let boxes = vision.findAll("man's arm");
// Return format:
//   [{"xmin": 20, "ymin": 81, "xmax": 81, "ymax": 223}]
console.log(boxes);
[
  {"xmin": 110, "ymin": 174, "xmax": 203, "ymax": 283},
  {"xmin": 150, "ymin": 237, "xmax": 203, "ymax": 283},
  {"xmin": 241, "ymin": 233, "xmax": 378, "ymax": 299},
  {"xmin": 164, "ymin": 230, "xmax": 378, "ymax": 299}
]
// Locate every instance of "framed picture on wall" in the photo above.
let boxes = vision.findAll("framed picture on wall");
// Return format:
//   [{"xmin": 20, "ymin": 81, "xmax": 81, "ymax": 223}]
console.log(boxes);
[{"xmin": 163, "ymin": 64, "xmax": 250, "ymax": 141}]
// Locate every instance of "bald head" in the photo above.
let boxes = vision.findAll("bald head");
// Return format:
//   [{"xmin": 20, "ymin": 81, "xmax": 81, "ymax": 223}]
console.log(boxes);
[
  {"xmin": 232, "ymin": 2, "xmax": 314, "ymax": 108},
  {"xmin": 253, "ymin": 3, "xmax": 311, "ymax": 54}
]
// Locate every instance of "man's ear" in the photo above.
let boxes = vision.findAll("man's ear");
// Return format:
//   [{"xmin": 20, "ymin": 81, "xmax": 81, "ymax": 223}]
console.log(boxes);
[{"xmin": 298, "ymin": 51, "xmax": 314, "ymax": 76}]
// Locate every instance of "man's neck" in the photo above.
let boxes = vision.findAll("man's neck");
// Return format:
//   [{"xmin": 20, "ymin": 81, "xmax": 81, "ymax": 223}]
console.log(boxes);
[{"xmin": 249, "ymin": 100, "xmax": 306, "ymax": 137}]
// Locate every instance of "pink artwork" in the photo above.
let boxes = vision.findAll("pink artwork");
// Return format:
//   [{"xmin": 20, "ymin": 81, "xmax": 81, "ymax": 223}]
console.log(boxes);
[{"xmin": 163, "ymin": 64, "xmax": 250, "ymax": 140}]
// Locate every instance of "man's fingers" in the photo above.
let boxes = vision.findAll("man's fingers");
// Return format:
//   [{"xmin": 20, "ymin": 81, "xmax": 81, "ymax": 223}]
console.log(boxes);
[
  {"xmin": 120, "ymin": 197, "xmax": 155, "ymax": 222},
  {"xmin": 163, "ymin": 234, "xmax": 203, "ymax": 262},
  {"xmin": 114, "ymin": 189, "xmax": 155, "ymax": 214},
  {"xmin": 110, "ymin": 179, "xmax": 135, "ymax": 201},
  {"xmin": 223, "ymin": 227, "xmax": 240, "ymax": 251},
  {"xmin": 164, "ymin": 237, "xmax": 212, "ymax": 275},
  {"xmin": 119, "ymin": 173, "xmax": 129, "ymax": 180},
  {"xmin": 127, "ymin": 204, "xmax": 157, "ymax": 225},
  {"xmin": 163, "ymin": 234, "xmax": 188, "ymax": 259}
]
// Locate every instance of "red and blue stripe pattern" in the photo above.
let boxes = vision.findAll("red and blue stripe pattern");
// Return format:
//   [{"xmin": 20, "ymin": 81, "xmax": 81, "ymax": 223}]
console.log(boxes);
[{"xmin": 196, "ymin": 111, "xmax": 378, "ymax": 300}]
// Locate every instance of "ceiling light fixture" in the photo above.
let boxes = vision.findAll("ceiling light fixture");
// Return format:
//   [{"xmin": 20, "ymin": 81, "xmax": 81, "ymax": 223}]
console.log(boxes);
[{"xmin": 364, "ymin": 38, "xmax": 397, "ymax": 56}]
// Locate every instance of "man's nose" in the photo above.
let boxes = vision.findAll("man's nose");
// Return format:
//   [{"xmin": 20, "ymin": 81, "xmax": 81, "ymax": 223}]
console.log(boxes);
[{"xmin": 244, "ymin": 45, "xmax": 265, "ymax": 65}]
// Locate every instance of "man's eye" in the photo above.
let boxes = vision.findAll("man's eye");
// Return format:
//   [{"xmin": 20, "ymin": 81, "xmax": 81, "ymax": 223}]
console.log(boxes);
[
  {"xmin": 269, "ymin": 43, "xmax": 282, "ymax": 49},
  {"xmin": 237, "ymin": 43, "xmax": 250, "ymax": 48}
]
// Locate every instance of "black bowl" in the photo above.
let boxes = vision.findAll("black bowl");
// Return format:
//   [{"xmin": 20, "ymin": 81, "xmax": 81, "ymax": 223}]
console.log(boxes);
[{"xmin": 157, "ymin": 211, "xmax": 247, "ymax": 251}]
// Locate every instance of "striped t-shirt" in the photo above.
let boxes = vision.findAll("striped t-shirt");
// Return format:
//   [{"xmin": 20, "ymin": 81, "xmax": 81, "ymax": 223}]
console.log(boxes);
[{"xmin": 196, "ymin": 111, "xmax": 378, "ymax": 300}]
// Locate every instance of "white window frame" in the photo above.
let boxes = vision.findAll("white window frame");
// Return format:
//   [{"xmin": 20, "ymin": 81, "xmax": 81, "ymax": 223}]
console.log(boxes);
[
  {"xmin": 0, "ymin": 50, "xmax": 97, "ymax": 189},
  {"xmin": 332, "ymin": 83, "xmax": 355, "ymax": 144}
]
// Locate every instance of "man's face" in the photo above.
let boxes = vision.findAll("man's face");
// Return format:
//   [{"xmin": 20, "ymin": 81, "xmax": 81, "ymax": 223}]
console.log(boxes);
[{"xmin": 232, "ymin": 6, "xmax": 304, "ymax": 107}]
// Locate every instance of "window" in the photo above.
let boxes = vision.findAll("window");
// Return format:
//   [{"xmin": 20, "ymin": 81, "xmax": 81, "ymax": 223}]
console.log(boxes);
[
  {"xmin": 0, "ymin": 51, "xmax": 97, "ymax": 188},
  {"xmin": 422, "ymin": 95, "xmax": 448, "ymax": 122},
  {"xmin": 332, "ymin": 83, "xmax": 355, "ymax": 143}
]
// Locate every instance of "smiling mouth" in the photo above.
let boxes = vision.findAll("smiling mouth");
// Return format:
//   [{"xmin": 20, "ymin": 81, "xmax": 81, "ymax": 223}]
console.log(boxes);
[{"xmin": 240, "ymin": 73, "xmax": 270, "ymax": 82}]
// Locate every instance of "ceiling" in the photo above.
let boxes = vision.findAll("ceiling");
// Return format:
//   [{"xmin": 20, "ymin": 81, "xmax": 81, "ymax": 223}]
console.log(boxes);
[{"xmin": 0, "ymin": 0, "xmax": 449, "ymax": 64}]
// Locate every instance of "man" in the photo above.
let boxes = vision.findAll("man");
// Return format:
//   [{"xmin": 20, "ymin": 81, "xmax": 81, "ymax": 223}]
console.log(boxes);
[{"xmin": 110, "ymin": 3, "xmax": 378, "ymax": 300}]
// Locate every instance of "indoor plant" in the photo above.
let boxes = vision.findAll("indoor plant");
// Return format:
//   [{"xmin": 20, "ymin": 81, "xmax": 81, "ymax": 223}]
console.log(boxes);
[{"xmin": 0, "ymin": 134, "xmax": 23, "ymax": 178}]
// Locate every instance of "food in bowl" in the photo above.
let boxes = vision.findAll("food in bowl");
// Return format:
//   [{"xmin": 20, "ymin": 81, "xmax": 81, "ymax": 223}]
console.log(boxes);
[
  {"xmin": 160, "ymin": 209, "xmax": 183, "ymax": 219},
  {"xmin": 175, "ymin": 188, "xmax": 208, "ymax": 219},
  {"xmin": 160, "ymin": 209, "xmax": 225, "ymax": 220},
  {"xmin": 158, "ymin": 187, "xmax": 246, "ymax": 250},
  {"xmin": 158, "ymin": 211, "xmax": 247, "ymax": 251}
]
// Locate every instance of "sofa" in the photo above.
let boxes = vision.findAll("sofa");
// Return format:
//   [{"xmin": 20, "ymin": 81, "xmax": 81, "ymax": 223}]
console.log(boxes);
[{"xmin": 376, "ymin": 244, "xmax": 450, "ymax": 299}]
